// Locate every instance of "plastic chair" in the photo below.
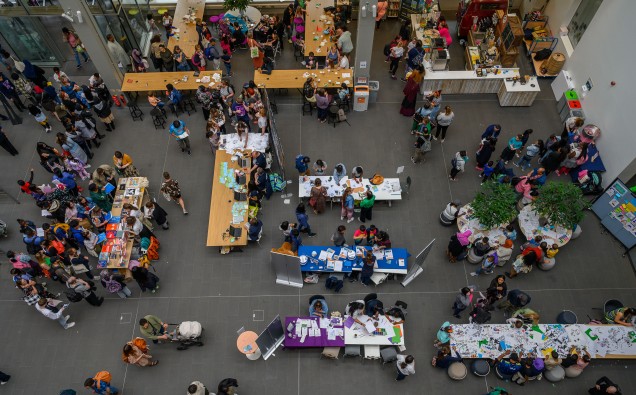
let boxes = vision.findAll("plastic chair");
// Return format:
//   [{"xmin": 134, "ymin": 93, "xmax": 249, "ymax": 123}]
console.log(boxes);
[
  {"xmin": 370, "ymin": 273, "xmax": 389, "ymax": 286},
  {"xmin": 380, "ymin": 347, "xmax": 398, "ymax": 365},
  {"xmin": 363, "ymin": 345, "xmax": 380, "ymax": 360},
  {"xmin": 343, "ymin": 345, "xmax": 362, "ymax": 359},
  {"xmin": 321, "ymin": 347, "xmax": 340, "ymax": 359}
]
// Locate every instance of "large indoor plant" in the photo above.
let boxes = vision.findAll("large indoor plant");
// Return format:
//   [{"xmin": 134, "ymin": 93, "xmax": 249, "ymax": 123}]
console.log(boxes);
[
  {"xmin": 224, "ymin": 0, "xmax": 251, "ymax": 13},
  {"xmin": 471, "ymin": 181, "xmax": 518, "ymax": 229},
  {"xmin": 532, "ymin": 181, "xmax": 591, "ymax": 229}
]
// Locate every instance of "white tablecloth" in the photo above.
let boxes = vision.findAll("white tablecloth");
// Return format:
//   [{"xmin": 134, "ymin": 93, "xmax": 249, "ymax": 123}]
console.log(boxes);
[
  {"xmin": 220, "ymin": 133, "xmax": 269, "ymax": 155},
  {"xmin": 517, "ymin": 205, "xmax": 572, "ymax": 247},
  {"xmin": 456, "ymin": 204, "xmax": 508, "ymax": 244},
  {"xmin": 298, "ymin": 176, "xmax": 402, "ymax": 201},
  {"xmin": 344, "ymin": 315, "xmax": 405, "ymax": 346}
]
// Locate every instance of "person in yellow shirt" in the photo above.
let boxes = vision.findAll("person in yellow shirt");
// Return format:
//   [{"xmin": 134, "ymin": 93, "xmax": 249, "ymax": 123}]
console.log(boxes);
[{"xmin": 546, "ymin": 243, "xmax": 559, "ymax": 258}]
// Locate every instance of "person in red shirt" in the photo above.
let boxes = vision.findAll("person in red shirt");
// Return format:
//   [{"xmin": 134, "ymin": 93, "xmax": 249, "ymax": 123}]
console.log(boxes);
[{"xmin": 17, "ymin": 168, "xmax": 34, "ymax": 194}]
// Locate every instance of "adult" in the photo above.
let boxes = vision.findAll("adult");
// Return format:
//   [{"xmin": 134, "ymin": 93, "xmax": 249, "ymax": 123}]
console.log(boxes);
[
  {"xmin": 359, "ymin": 191, "xmax": 375, "ymax": 223},
  {"xmin": 105, "ymin": 34, "xmax": 130, "ymax": 72},
  {"xmin": 149, "ymin": 34, "xmax": 164, "ymax": 70},
  {"xmin": 360, "ymin": 252, "xmax": 375, "ymax": 285},
  {"xmin": 84, "ymin": 372, "xmax": 118, "ymax": 395},
  {"xmin": 447, "ymin": 230, "xmax": 471, "ymax": 262},
  {"xmin": 399, "ymin": 66, "xmax": 424, "ymax": 117},
  {"xmin": 67, "ymin": 276, "xmax": 103, "ymax": 306},
  {"xmin": 395, "ymin": 354, "xmax": 415, "ymax": 381},
  {"xmin": 295, "ymin": 154, "xmax": 311, "ymax": 175},
  {"xmin": 131, "ymin": 266, "xmax": 160, "ymax": 293},
  {"xmin": 161, "ymin": 171, "xmax": 188, "ymax": 214},
  {"xmin": 247, "ymin": 32, "xmax": 264, "ymax": 70},
  {"xmin": 309, "ymin": 178, "xmax": 327, "ymax": 214},
  {"xmin": 512, "ymin": 357, "xmax": 544, "ymax": 385},
  {"xmin": 388, "ymin": 41, "xmax": 405, "ymax": 79},
  {"xmin": 497, "ymin": 289, "xmax": 531, "ymax": 313},
  {"xmin": 481, "ymin": 124, "xmax": 501, "ymax": 140},
  {"xmin": 588, "ymin": 377, "xmax": 622, "ymax": 395},
  {"xmin": 434, "ymin": 106, "xmax": 454, "ymax": 142},
  {"xmin": 62, "ymin": 27, "xmax": 90, "ymax": 69},
  {"xmin": 494, "ymin": 350, "xmax": 522, "ymax": 379},
  {"xmin": 0, "ymin": 126, "xmax": 18, "ymax": 156},
  {"xmin": 159, "ymin": 44, "xmax": 174, "ymax": 71},
  {"xmin": 476, "ymin": 138, "xmax": 496, "ymax": 170},
  {"xmin": 217, "ymin": 378, "xmax": 239, "ymax": 395},
  {"xmin": 315, "ymin": 89, "xmax": 329, "ymax": 124},
  {"xmin": 375, "ymin": 1, "xmax": 388, "ymax": 29},
  {"xmin": 113, "ymin": 151, "xmax": 139, "ymax": 177},
  {"xmin": 56, "ymin": 132, "xmax": 88, "ymax": 163},
  {"xmin": 500, "ymin": 134, "xmax": 523, "ymax": 164},
  {"xmin": 432, "ymin": 346, "xmax": 462, "ymax": 369},
  {"xmin": 295, "ymin": 203, "xmax": 316, "ymax": 236},
  {"xmin": 35, "ymin": 296, "xmax": 75, "ymax": 329},
  {"xmin": 168, "ymin": 120, "xmax": 191, "ymax": 155},
  {"xmin": 143, "ymin": 201, "xmax": 169, "ymax": 230},
  {"xmin": 336, "ymin": 26, "xmax": 353, "ymax": 55},
  {"xmin": 606, "ymin": 307, "xmax": 635, "ymax": 327},
  {"xmin": 303, "ymin": 77, "xmax": 316, "ymax": 103},
  {"xmin": 100, "ymin": 270, "xmax": 132, "ymax": 299},
  {"xmin": 437, "ymin": 20, "xmax": 453, "ymax": 46},
  {"xmin": 122, "ymin": 339, "xmax": 158, "ymax": 367},
  {"xmin": 333, "ymin": 163, "xmax": 347, "ymax": 184},
  {"xmin": 486, "ymin": 275, "xmax": 507, "ymax": 306},
  {"xmin": 341, "ymin": 187, "xmax": 355, "ymax": 223},
  {"xmin": 452, "ymin": 287, "xmax": 472, "ymax": 318},
  {"xmin": 139, "ymin": 315, "xmax": 169, "ymax": 343},
  {"xmin": 449, "ymin": 150, "xmax": 467, "ymax": 181},
  {"xmin": 173, "ymin": 46, "xmax": 191, "ymax": 71}
]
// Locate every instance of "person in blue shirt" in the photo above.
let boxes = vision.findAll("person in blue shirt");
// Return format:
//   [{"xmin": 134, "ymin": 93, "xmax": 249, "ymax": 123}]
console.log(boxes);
[
  {"xmin": 527, "ymin": 167, "xmax": 546, "ymax": 186},
  {"xmin": 84, "ymin": 376, "xmax": 119, "ymax": 395},
  {"xmin": 481, "ymin": 124, "xmax": 501, "ymax": 140},
  {"xmin": 515, "ymin": 140, "xmax": 541, "ymax": 171},
  {"xmin": 231, "ymin": 97, "xmax": 250, "ymax": 130},
  {"xmin": 309, "ymin": 298, "xmax": 329, "ymax": 317},
  {"xmin": 247, "ymin": 218, "xmax": 263, "ymax": 241},
  {"xmin": 503, "ymin": 224, "xmax": 517, "ymax": 241},
  {"xmin": 250, "ymin": 151, "xmax": 267, "ymax": 174},
  {"xmin": 290, "ymin": 228, "xmax": 302, "ymax": 253},
  {"xmin": 500, "ymin": 134, "xmax": 523, "ymax": 164},
  {"xmin": 166, "ymin": 83, "xmax": 182, "ymax": 113},
  {"xmin": 69, "ymin": 219, "xmax": 86, "ymax": 245},
  {"xmin": 402, "ymin": 40, "xmax": 424, "ymax": 81},
  {"xmin": 295, "ymin": 155, "xmax": 311, "ymax": 176},
  {"xmin": 333, "ymin": 163, "xmax": 347, "ymax": 184},
  {"xmin": 169, "ymin": 120, "xmax": 191, "ymax": 155},
  {"xmin": 480, "ymin": 161, "xmax": 495, "ymax": 183},
  {"xmin": 53, "ymin": 169, "xmax": 78, "ymax": 196},
  {"xmin": 494, "ymin": 350, "xmax": 523, "ymax": 378},
  {"xmin": 295, "ymin": 203, "xmax": 316, "ymax": 236},
  {"xmin": 432, "ymin": 346, "xmax": 462, "ymax": 369}
]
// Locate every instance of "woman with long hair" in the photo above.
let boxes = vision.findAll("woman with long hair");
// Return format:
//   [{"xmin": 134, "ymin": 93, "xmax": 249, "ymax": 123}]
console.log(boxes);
[
  {"xmin": 122, "ymin": 338, "xmax": 158, "ymax": 367},
  {"xmin": 400, "ymin": 66, "xmax": 424, "ymax": 117}
]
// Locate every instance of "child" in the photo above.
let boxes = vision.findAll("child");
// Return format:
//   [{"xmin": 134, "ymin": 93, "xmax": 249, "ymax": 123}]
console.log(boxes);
[
  {"xmin": 331, "ymin": 225, "xmax": 347, "ymax": 247},
  {"xmin": 366, "ymin": 224, "xmax": 378, "ymax": 245},
  {"xmin": 470, "ymin": 253, "xmax": 497, "ymax": 276},
  {"xmin": 353, "ymin": 225, "xmax": 367, "ymax": 246},
  {"xmin": 480, "ymin": 160, "xmax": 495, "ymax": 183},
  {"xmin": 503, "ymin": 224, "xmax": 517, "ymax": 241},
  {"xmin": 546, "ymin": 243, "xmax": 559, "ymax": 258},
  {"xmin": 528, "ymin": 235, "xmax": 542, "ymax": 247},
  {"xmin": 515, "ymin": 140, "xmax": 541, "ymax": 171},
  {"xmin": 221, "ymin": 49, "xmax": 232, "ymax": 77},
  {"xmin": 304, "ymin": 51, "xmax": 317, "ymax": 69},
  {"xmin": 28, "ymin": 104, "xmax": 52, "ymax": 133}
]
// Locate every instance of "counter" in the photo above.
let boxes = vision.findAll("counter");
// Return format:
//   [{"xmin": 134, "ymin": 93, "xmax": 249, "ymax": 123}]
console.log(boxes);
[{"xmin": 497, "ymin": 77, "xmax": 540, "ymax": 106}]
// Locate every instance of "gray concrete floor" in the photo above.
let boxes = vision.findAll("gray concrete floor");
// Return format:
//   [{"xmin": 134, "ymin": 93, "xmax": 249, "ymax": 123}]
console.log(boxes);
[{"xmin": 0, "ymin": 19, "xmax": 634, "ymax": 395}]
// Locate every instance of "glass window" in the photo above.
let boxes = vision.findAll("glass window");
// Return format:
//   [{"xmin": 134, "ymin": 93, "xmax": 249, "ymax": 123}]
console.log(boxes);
[
  {"xmin": 0, "ymin": 16, "xmax": 58, "ymax": 65},
  {"xmin": 567, "ymin": 0, "xmax": 603, "ymax": 48}
]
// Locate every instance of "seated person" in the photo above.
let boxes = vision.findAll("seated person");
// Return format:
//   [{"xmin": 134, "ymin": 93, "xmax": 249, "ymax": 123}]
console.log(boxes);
[
  {"xmin": 544, "ymin": 350, "xmax": 562, "ymax": 371},
  {"xmin": 304, "ymin": 52, "xmax": 318, "ymax": 69},
  {"xmin": 494, "ymin": 350, "xmax": 523, "ymax": 378},
  {"xmin": 431, "ymin": 346, "xmax": 462, "ymax": 369},
  {"xmin": 345, "ymin": 300, "xmax": 365, "ymax": 324},
  {"xmin": 373, "ymin": 231, "xmax": 392, "ymax": 250},
  {"xmin": 434, "ymin": 321, "xmax": 452, "ymax": 348},
  {"xmin": 511, "ymin": 308, "xmax": 540, "ymax": 325},
  {"xmin": 606, "ymin": 307, "xmax": 635, "ymax": 326},
  {"xmin": 386, "ymin": 304, "xmax": 406, "ymax": 324},
  {"xmin": 364, "ymin": 296, "xmax": 383, "ymax": 317},
  {"xmin": 512, "ymin": 357, "xmax": 544, "ymax": 385},
  {"xmin": 309, "ymin": 298, "xmax": 329, "ymax": 318},
  {"xmin": 247, "ymin": 218, "xmax": 263, "ymax": 241},
  {"xmin": 337, "ymin": 83, "xmax": 350, "ymax": 102}
]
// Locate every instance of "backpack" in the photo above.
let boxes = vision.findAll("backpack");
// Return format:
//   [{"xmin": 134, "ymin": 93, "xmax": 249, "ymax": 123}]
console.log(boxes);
[
  {"xmin": 204, "ymin": 45, "xmax": 219, "ymax": 60},
  {"xmin": 53, "ymin": 222, "xmax": 70, "ymax": 235},
  {"xmin": 65, "ymin": 288, "xmax": 83, "ymax": 303},
  {"xmin": 338, "ymin": 109, "xmax": 347, "ymax": 122},
  {"xmin": 50, "ymin": 240, "xmax": 65, "ymax": 255},
  {"xmin": 93, "ymin": 371, "xmax": 112, "ymax": 386},
  {"xmin": 269, "ymin": 173, "xmax": 286, "ymax": 192},
  {"xmin": 104, "ymin": 276, "xmax": 122, "ymax": 293},
  {"xmin": 325, "ymin": 276, "xmax": 344, "ymax": 293},
  {"xmin": 469, "ymin": 305, "xmax": 492, "ymax": 324}
]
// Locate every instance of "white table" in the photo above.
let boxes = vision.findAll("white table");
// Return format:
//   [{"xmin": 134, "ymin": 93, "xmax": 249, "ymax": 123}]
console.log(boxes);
[
  {"xmin": 224, "ymin": 6, "xmax": 262, "ymax": 24},
  {"xmin": 518, "ymin": 205, "xmax": 572, "ymax": 247},
  {"xmin": 298, "ymin": 176, "xmax": 402, "ymax": 206},
  {"xmin": 344, "ymin": 315, "xmax": 405, "ymax": 346},
  {"xmin": 220, "ymin": 133, "xmax": 269, "ymax": 155},
  {"xmin": 457, "ymin": 204, "xmax": 508, "ymax": 244}
]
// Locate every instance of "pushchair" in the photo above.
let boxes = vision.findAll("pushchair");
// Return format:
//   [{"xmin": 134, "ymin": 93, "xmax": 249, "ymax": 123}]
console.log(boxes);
[
  {"xmin": 169, "ymin": 321, "xmax": 204, "ymax": 350},
  {"xmin": 578, "ymin": 171, "xmax": 603, "ymax": 195}
]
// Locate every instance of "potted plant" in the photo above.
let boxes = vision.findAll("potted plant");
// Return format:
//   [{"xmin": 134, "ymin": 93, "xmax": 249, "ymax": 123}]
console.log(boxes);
[
  {"xmin": 224, "ymin": 0, "xmax": 251, "ymax": 18},
  {"xmin": 471, "ymin": 181, "xmax": 518, "ymax": 229},
  {"xmin": 532, "ymin": 181, "xmax": 590, "ymax": 229}
]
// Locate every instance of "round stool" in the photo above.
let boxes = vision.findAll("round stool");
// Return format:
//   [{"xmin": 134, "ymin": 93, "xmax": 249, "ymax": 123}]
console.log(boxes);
[
  {"xmin": 296, "ymin": 25, "xmax": 305, "ymax": 34},
  {"xmin": 467, "ymin": 249, "xmax": 483, "ymax": 264},
  {"xmin": 538, "ymin": 257, "xmax": 556, "ymax": 271},
  {"xmin": 470, "ymin": 359, "xmax": 490, "ymax": 377},
  {"xmin": 209, "ymin": 15, "xmax": 220, "ymax": 23},
  {"xmin": 565, "ymin": 365, "xmax": 583, "ymax": 378},
  {"xmin": 544, "ymin": 366, "xmax": 565, "ymax": 382},
  {"xmin": 557, "ymin": 310, "xmax": 578, "ymax": 324},
  {"xmin": 448, "ymin": 362, "xmax": 467, "ymax": 380},
  {"xmin": 571, "ymin": 224, "xmax": 582, "ymax": 239},
  {"xmin": 439, "ymin": 211, "xmax": 455, "ymax": 226},
  {"xmin": 495, "ymin": 365, "xmax": 513, "ymax": 381}
]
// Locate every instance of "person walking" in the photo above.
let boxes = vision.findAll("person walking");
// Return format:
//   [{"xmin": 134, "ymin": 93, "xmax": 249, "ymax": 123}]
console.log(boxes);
[
  {"xmin": 35, "ymin": 296, "xmax": 75, "ymax": 329},
  {"xmin": 62, "ymin": 27, "xmax": 90, "ymax": 69},
  {"xmin": 28, "ymin": 104, "xmax": 52, "ymax": 133},
  {"xmin": 122, "ymin": 338, "xmax": 158, "ymax": 367},
  {"xmin": 449, "ymin": 151, "xmax": 467, "ymax": 181},
  {"xmin": 143, "ymin": 200, "xmax": 169, "ymax": 230},
  {"xmin": 169, "ymin": 120, "xmax": 191, "ymax": 155},
  {"xmin": 84, "ymin": 371, "xmax": 118, "ymax": 394},
  {"xmin": 434, "ymin": 106, "xmax": 454, "ymax": 142},
  {"xmin": 452, "ymin": 287, "xmax": 473, "ymax": 318},
  {"xmin": 341, "ymin": 187, "xmax": 355, "ymax": 223},
  {"xmin": 161, "ymin": 171, "xmax": 188, "ymax": 214},
  {"xmin": 0, "ymin": 126, "xmax": 18, "ymax": 156},
  {"xmin": 295, "ymin": 203, "xmax": 316, "ymax": 236},
  {"xmin": 359, "ymin": 191, "xmax": 375, "ymax": 223},
  {"xmin": 131, "ymin": 266, "xmax": 160, "ymax": 293},
  {"xmin": 395, "ymin": 354, "xmax": 415, "ymax": 381},
  {"xmin": 331, "ymin": 225, "xmax": 347, "ymax": 247},
  {"xmin": 139, "ymin": 315, "xmax": 169, "ymax": 343},
  {"xmin": 388, "ymin": 41, "xmax": 405, "ymax": 80},
  {"xmin": 106, "ymin": 34, "xmax": 130, "ymax": 72},
  {"xmin": 515, "ymin": 140, "xmax": 541, "ymax": 171}
]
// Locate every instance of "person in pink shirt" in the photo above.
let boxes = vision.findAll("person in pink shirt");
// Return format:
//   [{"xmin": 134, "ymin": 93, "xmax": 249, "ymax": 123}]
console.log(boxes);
[
  {"xmin": 437, "ymin": 20, "xmax": 453, "ymax": 46},
  {"xmin": 375, "ymin": 1, "xmax": 388, "ymax": 29}
]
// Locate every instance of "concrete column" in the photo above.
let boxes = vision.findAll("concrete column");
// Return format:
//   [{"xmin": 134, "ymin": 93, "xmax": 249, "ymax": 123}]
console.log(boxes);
[
  {"xmin": 353, "ymin": 0, "xmax": 378, "ymax": 80},
  {"xmin": 57, "ymin": 0, "xmax": 123, "ymax": 93}
]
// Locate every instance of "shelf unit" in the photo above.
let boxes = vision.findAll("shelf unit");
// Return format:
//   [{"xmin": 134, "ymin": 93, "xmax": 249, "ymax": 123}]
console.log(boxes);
[{"xmin": 387, "ymin": 0, "xmax": 400, "ymax": 18}]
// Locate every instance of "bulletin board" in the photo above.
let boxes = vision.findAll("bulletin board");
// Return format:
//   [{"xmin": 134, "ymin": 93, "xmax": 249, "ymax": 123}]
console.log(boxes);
[{"xmin": 591, "ymin": 178, "xmax": 636, "ymax": 251}]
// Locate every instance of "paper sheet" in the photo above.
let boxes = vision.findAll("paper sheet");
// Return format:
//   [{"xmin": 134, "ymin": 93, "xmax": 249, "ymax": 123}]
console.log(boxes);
[
  {"xmin": 334, "ymin": 261, "xmax": 343, "ymax": 272},
  {"xmin": 385, "ymin": 249, "xmax": 394, "ymax": 260},
  {"xmin": 36, "ymin": 227, "xmax": 44, "ymax": 237},
  {"xmin": 318, "ymin": 250, "xmax": 328, "ymax": 261},
  {"xmin": 364, "ymin": 321, "xmax": 376, "ymax": 334},
  {"xmin": 327, "ymin": 328, "xmax": 336, "ymax": 340},
  {"xmin": 320, "ymin": 318, "xmax": 330, "ymax": 328}
]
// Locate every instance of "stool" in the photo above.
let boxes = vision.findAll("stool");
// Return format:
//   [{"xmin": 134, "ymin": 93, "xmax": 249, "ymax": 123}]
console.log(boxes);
[
  {"xmin": 544, "ymin": 366, "xmax": 565, "ymax": 382},
  {"xmin": 302, "ymin": 98, "xmax": 313, "ymax": 116},
  {"xmin": 495, "ymin": 365, "xmax": 513, "ymax": 381},
  {"xmin": 380, "ymin": 347, "xmax": 398, "ymax": 365},
  {"xmin": 128, "ymin": 9, "xmax": 139, "ymax": 16},
  {"xmin": 170, "ymin": 102, "xmax": 182, "ymax": 117},
  {"xmin": 448, "ymin": 362, "xmax": 467, "ymax": 380},
  {"xmin": 467, "ymin": 249, "xmax": 483, "ymax": 264},
  {"xmin": 538, "ymin": 257, "xmax": 556, "ymax": 270},
  {"xmin": 343, "ymin": 345, "xmax": 361, "ymax": 359},
  {"xmin": 557, "ymin": 310, "xmax": 578, "ymax": 324},
  {"xmin": 363, "ymin": 345, "xmax": 380, "ymax": 360},
  {"xmin": 128, "ymin": 103, "xmax": 144, "ymax": 121},
  {"xmin": 182, "ymin": 96, "xmax": 197, "ymax": 115},
  {"xmin": 565, "ymin": 365, "xmax": 583, "ymax": 378},
  {"xmin": 321, "ymin": 346, "xmax": 340, "ymax": 360},
  {"xmin": 150, "ymin": 108, "xmax": 167, "ymax": 129},
  {"xmin": 470, "ymin": 359, "xmax": 490, "ymax": 377}
]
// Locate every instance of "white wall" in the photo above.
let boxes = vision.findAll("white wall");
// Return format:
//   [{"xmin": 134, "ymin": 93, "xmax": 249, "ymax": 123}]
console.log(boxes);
[
  {"xmin": 543, "ymin": 0, "xmax": 580, "ymax": 58},
  {"xmin": 554, "ymin": 0, "xmax": 636, "ymax": 184}
]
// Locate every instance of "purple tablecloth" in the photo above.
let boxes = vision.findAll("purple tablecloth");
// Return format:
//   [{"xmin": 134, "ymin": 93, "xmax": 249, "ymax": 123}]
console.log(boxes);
[{"xmin": 284, "ymin": 316, "xmax": 345, "ymax": 348}]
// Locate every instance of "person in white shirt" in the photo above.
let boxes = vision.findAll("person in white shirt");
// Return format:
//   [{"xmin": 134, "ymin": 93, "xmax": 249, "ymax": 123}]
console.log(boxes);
[
  {"xmin": 338, "ymin": 54, "xmax": 349, "ymax": 69},
  {"xmin": 396, "ymin": 354, "xmax": 415, "ymax": 380},
  {"xmin": 35, "ymin": 297, "xmax": 75, "ymax": 329},
  {"xmin": 344, "ymin": 300, "xmax": 365, "ymax": 324}
]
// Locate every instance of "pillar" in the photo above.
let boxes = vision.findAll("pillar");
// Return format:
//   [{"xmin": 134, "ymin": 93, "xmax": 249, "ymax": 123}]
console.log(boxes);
[
  {"xmin": 353, "ymin": 0, "xmax": 378, "ymax": 80},
  {"xmin": 57, "ymin": 0, "xmax": 123, "ymax": 93}
]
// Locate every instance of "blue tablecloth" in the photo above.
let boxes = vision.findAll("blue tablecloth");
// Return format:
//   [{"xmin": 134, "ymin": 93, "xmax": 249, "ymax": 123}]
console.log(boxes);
[
  {"xmin": 224, "ymin": 15, "xmax": 249, "ymax": 34},
  {"xmin": 298, "ymin": 246, "xmax": 409, "ymax": 274}
]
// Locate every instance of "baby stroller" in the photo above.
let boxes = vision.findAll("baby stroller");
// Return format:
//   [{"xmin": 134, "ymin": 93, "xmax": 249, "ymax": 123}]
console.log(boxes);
[
  {"xmin": 579, "ymin": 171, "xmax": 603, "ymax": 195},
  {"xmin": 468, "ymin": 293, "xmax": 491, "ymax": 324},
  {"xmin": 169, "ymin": 321, "xmax": 204, "ymax": 350}
]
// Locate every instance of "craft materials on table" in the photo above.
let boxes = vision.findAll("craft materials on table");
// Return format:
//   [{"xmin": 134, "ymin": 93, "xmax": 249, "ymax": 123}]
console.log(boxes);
[
  {"xmin": 449, "ymin": 324, "xmax": 636, "ymax": 359},
  {"xmin": 517, "ymin": 205, "xmax": 572, "ymax": 247},
  {"xmin": 298, "ymin": 176, "xmax": 402, "ymax": 201},
  {"xmin": 284, "ymin": 316, "xmax": 345, "ymax": 347},
  {"xmin": 298, "ymin": 246, "xmax": 409, "ymax": 274},
  {"xmin": 457, "ymin": 204, "xmax": 507, "ymax": 244},
  {"xmin": 344, "ymin": 315, "xmax": 405, "ymax": 345},
  {"xmin": 220, "ymin": 133, "xmax": 269, "ymax": 155}
]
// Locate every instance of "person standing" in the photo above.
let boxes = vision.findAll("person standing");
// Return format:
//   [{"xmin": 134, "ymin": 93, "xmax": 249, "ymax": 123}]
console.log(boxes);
[
  {"xmin": 84, "ymin": 371, "xmax": 118, "ymax": 395},
  {"xmin": 333, "ymin": 163, "xmax": 347, "ymax": 184},
  {"xmin": 331, "ymin": 225, "xmax": 347, "ymax": 247},
  {"xmin": 359, "ymin": 191, "xmax": 375, "ymax": 223},
  {"xmin": 168, "ymin": 120, "xmax": 191, "ymax": 155},
  {"xmin": 105, "ymin": 34, "xmax": 130, "ymax": 72},
  {"xmin": 144, "ymin": 201, "xmax": 169, "ymax": 230},
  {"xmin": 452, "ymin": 287, "xmax": 473, "ymax": 318},
  {"xmin": 295, "ymin": 155, "xmax": 311, "ymax": 176},
  {"xmin": 0, "ymin": 126, "xmax": 18, "ymax": 156},
  {"xmin": 449, "ymin": 151, "xmax": 467, "ymax": 181},
  {"xmin": 309, "ymin": 178, "xmax": 327, "ymax": 214},
  {"xmin": 161, "ymin": 172, "xmax": 188, "ymax": 214},
  {"xmin": 400, "ymin": 66, "xmax": 424, "ymax": 116},
  {"xmin": 100, "ymin": 270, "xmax": 132, "ymax": 299},
  {"xmin": 341, "ymin": 187, "xmax": 355, "ymax": 223},
  {"xmin": 139, "ymin": 315, "xmax": 169, "ymax": 343},
  {"xmin": 388, "ymin": 41, "xmax": 405, "ymax": 80},
  {"xmin": 375, "ymin": 0, "xmax": 388, "ymax": 29},
  {"xmin": 315, "ymin": 89, "xmax": 329, "ymax": 124},
  {"xmin": 62, "ymin": 27, "xmax": 90, "ymax": 69},
  {"xmin": 395, "ymin": 354, "xmax": 415, "ymax": 381},
  {"xmin": 67, "ymin": 276, "xmax": 104, "ymax": 306},
  {"xmin": 295, "ymin": 203, "xmax": 316, "ymax": 236},
  {"xmin": 35, "ymin": 296, "xmax": 75, "ymax": 329},
  {"xmin": 434, "ymin": 106, "xmax": 454, "ymax": 142}
]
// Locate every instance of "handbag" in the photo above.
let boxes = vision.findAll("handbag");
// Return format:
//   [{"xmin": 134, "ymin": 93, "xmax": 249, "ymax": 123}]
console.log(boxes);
[
  {"xmin": 71, "ymin": 262, "xmax": 89, "ymax": 274},
  {"xmin": 250, "ymin": 46, "xmax": 260, "ymax": 58}
]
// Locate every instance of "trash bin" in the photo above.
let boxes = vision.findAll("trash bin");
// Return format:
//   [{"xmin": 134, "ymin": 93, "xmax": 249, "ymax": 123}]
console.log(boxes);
[
  {"xmin": 368, "ymin": 80, "xmax": 379, "ymax": 103},
  {"xmin": 353, "ymin": 85, "xmax": 369, "ymax": 112}
]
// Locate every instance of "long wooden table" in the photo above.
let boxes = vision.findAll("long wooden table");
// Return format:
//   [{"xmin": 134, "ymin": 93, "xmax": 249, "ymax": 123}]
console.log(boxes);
[
  {"xmin": 253, "ymin": 68, "xmax": 353, "ymax": 89},
  {"xmin": 99, "ymin": 177, "xmax": 148, "ymax": 270},
  {"xmin": 167, "ymin": 0, "xmax": 205, "ymax": 56},
  {"xmin": 121, "ymin": 71, "xmax": 223, "ymax": 92},
  {"xmin": 304, "ymin": 1, "xmax": 335, "ymax": 55},
  {"xmin": 207, "ymin": 150, "xmax": 251, "ymax": 247}
]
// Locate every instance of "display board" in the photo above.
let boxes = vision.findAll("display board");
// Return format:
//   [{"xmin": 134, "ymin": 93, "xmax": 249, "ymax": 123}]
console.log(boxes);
[
  {"xmin": 401, "ymin": 239, "xmax": 434, "ymax": 287},
  {"xmin": 398, "ymin": 0, "xmax": 424, "ymax": 21},
  {"xmin": 255, "ymin": 315, "xmax": 285, "ymax": 360},
  {"xmin": 261, "ymin": 89, "xmax": 286, "ymax": 183},
  {"xmin": 592, "ymin": 178, "xmax": 636, "ymax": 250},
  {"xmin": 270, "ymin": 251, "xmax": 303, "ymax": 288}
]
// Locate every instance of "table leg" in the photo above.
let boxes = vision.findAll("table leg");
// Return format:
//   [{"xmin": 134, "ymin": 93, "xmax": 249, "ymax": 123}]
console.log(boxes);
[{"xmin": 246, "ymin": 348, "xmax": 262, "ymax": 360}]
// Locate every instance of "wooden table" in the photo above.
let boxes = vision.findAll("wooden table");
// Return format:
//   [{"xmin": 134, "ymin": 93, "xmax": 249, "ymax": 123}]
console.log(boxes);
[
  {"xmin": 206, "ymin": 150, "xmax": 251, "ymax": 247},
  {"xmin": 167, "ymin": 0, "xmax": 205, "ymax": 56},
  {"xmin": 121, "ymin": 71, "xmax": 223, "ymax": 92},
  {"xmin": 100, "ymin": 177, "xmax": 148, "ymax": 270},
  {"xmin": 304, "ymin": 1, "xmax": 335, "ymax": 55},
  {"xmin": 253, "ymin": 69, "xmax": 354, "ymax": 89}
]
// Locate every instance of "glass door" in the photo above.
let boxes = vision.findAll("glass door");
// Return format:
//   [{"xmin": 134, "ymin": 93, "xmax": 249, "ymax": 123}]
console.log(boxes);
[{"xmin": 0, "ymin": 16, "xmax": 60, "ymax": 66}]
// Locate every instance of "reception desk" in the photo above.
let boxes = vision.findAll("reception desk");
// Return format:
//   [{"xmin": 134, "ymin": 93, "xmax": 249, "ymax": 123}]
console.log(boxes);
[{"xmin": 421, "ymin": 69, "xmax": 540, "ymax": 106}]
